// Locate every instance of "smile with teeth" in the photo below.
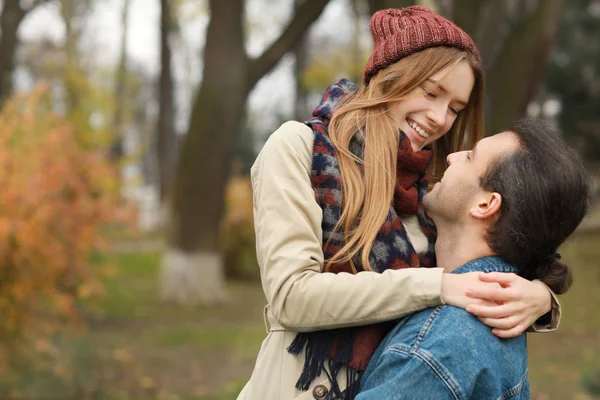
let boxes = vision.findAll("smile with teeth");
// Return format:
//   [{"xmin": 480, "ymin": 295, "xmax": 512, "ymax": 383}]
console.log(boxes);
[{"xmin": 408, "ymin": 119, "xmax": 430, "ymax": 139}]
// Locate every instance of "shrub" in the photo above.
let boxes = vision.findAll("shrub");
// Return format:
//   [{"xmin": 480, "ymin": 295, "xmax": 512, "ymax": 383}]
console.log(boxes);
[
  {"xmin": 0, "ymin": 85, "xmax": 121, "ymax": 376},
  {"xmin": 221, "ymin": 176, "xmax": 259, "ymax": 280}
]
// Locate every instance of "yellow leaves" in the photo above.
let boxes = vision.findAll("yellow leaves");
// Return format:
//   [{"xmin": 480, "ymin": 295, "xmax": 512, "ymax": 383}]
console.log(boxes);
[
  {"xmin": 223, "ymin": 176, "xmax": 253, "ymax": 223},
  {"xmin": 303, "ymin": 48, "xmax": 371, "ymax": 91},
  {"xmin": 138, "ymin": 375, "xmax": 155, "ymax": 389},
  {"xmin": 52, "ymin": 363, "xmax": 71, "ymax": 381},
  {"xmin": 77, "ymin": 280, "xmax": 103, "ymax": 299},
  {"xmin": 112, "ymin": 347, "xmax": 134, "ymax": 364},
  {"xmin": 35, "ymin": 339, "xmax": 58, "ymax": 357},
  {"xmin": 0, "ymin": 85, "xmax": 122, "ymax": 369},
  {"xmin": 221, "ymin": 176, "xmax": 255, "ymax": 247}
]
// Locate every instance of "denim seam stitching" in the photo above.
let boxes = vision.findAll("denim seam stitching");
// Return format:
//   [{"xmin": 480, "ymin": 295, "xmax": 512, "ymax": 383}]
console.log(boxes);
[
  {"xmin": 497, "ymin": 368, "xmax": 528, "ymax": 400},
  {"xmin": 412, "ymin": 306, "xmax": 443, "ymax": 350},
  {"xmin": 386, "ymin": 345, "xmax": 464, "ymax": 400}
]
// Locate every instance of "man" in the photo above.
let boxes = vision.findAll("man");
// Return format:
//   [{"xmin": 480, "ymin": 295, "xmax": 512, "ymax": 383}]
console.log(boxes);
[{"xmin": 357, "ymin": 118, "xmax": 592, "ymax": 400}]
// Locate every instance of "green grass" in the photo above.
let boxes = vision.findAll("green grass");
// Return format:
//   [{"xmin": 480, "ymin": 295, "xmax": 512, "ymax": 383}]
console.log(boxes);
[
  {"xmin": 154, "ymin": 325, "xmax": 265, "ymax": 350},
  {"xmin": 5, "ymin": 230, "xmax": 600, "ymax": 399},
  {"xmin": 528, "ymin": 233, "xmax": 600, "ymax": 399},
  {"xmin": 84, "ymin": 252, "xmax": 162, "ymax": 317}
]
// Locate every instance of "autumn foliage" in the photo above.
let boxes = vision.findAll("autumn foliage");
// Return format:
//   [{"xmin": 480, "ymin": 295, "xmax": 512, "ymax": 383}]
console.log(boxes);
[{"xmin": 0, "ymin": 85, "xmax": 121, "ymax": 372}]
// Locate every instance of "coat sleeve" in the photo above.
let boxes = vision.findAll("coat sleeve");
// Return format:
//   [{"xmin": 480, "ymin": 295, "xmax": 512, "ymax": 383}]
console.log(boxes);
[
  {"xmin": 251, "ymin": 121, "xmax": 444, "ymax": 332},
  {"xmin": 528, "ymin": 282, "xmax": 562, "ymax": 332}
]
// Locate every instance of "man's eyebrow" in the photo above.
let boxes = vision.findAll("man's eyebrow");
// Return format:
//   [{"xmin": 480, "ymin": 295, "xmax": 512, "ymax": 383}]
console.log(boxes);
[{"xmin": 426, "ymin": 78, "xmax": 468, "ymax": 107}]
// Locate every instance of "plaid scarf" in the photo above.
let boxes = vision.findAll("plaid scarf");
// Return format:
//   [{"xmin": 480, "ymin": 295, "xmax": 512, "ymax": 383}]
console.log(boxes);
[{"xmin": 287, "ymin": 79, "xmax": 437, "ymax": 399}]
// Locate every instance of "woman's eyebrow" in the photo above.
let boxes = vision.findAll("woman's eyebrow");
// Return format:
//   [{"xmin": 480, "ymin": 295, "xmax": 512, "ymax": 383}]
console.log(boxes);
[{"xmin": 426, "ymin": 78, "xmax": 468, "ymax": 107}]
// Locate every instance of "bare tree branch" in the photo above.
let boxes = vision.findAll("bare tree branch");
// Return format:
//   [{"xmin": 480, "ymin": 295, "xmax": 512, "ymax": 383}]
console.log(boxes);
[{"xmin": 247, "ymin": 0, "xmax": 330, "ymax": 91}]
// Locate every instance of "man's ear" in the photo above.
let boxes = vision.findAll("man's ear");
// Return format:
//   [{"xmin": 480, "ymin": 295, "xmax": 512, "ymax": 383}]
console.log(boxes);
[{"xmin": 470, "ymin": 192, "xmax": 502, "ymax": 220}]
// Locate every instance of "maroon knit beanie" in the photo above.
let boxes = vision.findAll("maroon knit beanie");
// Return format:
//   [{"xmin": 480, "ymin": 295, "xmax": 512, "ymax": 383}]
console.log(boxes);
[{"xmin": 363, "ymin": 6, "xmax": 481, "ymax": 84}]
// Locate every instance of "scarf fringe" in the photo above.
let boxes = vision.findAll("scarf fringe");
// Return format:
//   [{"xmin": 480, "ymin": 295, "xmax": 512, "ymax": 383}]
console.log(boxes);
[
  {"xmin": 344, "ymin": 367, "xmax": 361, "ymax": 400},
  {"xmin": 288, "ymin": 330, "xmax": 361, "ymax": 399}
]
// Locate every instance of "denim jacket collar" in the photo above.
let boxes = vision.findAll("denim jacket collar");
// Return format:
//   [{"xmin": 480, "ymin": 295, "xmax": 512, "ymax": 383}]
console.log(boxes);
[{"xmin": 451, "ymin": 255, "xmax": 519, "ymax": 275}]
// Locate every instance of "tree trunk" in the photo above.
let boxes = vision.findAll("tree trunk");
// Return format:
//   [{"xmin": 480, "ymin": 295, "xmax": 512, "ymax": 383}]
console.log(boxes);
[
  {"xmin": 163, "ymin": 0, "xmax": 331, "ymax": 305},
  {"xmin": 293, "ymin": 0, "xmax": 310, "ymax": 121},
  {"xmin": 485, "ymin": 0, "xmax": 565, "ymax": 134},
  {"xmin": 110, "ymin": 0, "xmax": 130, "ymax": 160},
  {"xmin": 61, "ymin": 0, "xmax": 79, "ymax": 114},
  {"xmin": 0, "ymin": 0, "xmax": 26, "ymax": 109},
  {"xmin": 157, "ymin": 0, "xmax": 176, "ymax": 204},
  {"xmin": 162, "ymin": 0, "xmax": 247, "ymax": 305},
  {"xmin": 349, "ymin": 0, "xmax": 367, "ymax": 83}
]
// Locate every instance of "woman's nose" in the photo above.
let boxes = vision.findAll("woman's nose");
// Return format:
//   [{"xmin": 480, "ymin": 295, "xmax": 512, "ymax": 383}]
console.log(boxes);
[{"xmin": 426, "ymin": 104, "xmax": 446, "ymax": 128}]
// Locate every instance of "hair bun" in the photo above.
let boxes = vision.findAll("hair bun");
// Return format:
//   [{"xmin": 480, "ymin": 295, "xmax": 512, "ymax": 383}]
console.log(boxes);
[
  {"xmin": 543, "ymin": 252, "xmax": 561, "ymax": 265},
  {"xmin": 538, "ymin": 257, "xmax": 572, "ymax": 295}
]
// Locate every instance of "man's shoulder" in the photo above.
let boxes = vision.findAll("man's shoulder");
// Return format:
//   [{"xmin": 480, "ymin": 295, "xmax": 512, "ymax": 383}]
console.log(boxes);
[
  {"xmin": 380, "ymin": 305, "xmax": 528, "ymax": 391},
  {"xmin": 384, "ymin": 305, "xmax": 525, "ymax": 359}
]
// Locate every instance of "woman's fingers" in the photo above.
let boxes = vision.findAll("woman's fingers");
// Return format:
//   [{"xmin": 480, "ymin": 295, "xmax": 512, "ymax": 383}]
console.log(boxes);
[
  {"xmin": 466, "ymin": 302, "xmax": 523, "ymax": 319},
  {"xmin": 477, "ymin": 315, "xmax": 521, "ymax": 330},
  {"xmin": 466, "ymin": 286, "xmax": 518, "ymax": 302},
  {"xmin": 491, "ymin": 325, "xmax": 527, "ymax": 339},
  {"xmin": 464, "ymin": 272, "xmax": 550, "ymax": 337},
  {"xmin": 477, "ymin": 272, "xmax": 519, "ymax": 287}
]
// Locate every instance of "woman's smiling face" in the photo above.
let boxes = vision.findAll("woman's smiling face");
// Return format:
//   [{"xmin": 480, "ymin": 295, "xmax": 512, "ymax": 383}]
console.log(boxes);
[{"xmin": 388, "ymin": 60, "xmax": 475, "ymax": 152}]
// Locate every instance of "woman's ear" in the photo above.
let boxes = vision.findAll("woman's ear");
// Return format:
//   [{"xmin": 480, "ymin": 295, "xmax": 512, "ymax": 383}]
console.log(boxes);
[{"xmin": 470, "ymin": 192, "xmax": 502, "ymax": 220}]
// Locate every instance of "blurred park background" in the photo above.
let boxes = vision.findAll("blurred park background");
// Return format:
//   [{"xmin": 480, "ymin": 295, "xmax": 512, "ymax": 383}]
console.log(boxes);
[{"xmin": 0, "ymin": 0, "xmax": 599, "ymax": 398}]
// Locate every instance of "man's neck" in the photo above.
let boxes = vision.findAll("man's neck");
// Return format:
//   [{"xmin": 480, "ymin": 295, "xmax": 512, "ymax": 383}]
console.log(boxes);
[{"xmin": 435, "ymin": 222, "xmax": 495, "ymax": 273}]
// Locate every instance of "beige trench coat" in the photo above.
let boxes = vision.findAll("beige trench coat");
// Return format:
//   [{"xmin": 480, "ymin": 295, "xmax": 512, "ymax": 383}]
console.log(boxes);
[{"xmin": 237, "ymin": 122, "xmax": 560, "ymax": 400}]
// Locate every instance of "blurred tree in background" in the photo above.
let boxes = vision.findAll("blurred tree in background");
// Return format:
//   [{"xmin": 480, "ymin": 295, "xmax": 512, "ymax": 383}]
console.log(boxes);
[
  {"xmin": 155, "ymin": 0, "xmax": 177, "ymax": 206},
  {"xmin": 544, "ymin": 0, "xmax": 600, "ymax": 164},
  {"xmin": 161, "ymin": 0, "xmax": 331, "ymax": 305},
  {"xmin": 110, "ymin": 0, "xmax": 131, "ymax": 161},
  {"xmin": 0, "ymin": 0, "xmax": 52, "ymax": 108},
  {"xmin": 450, "ymin": 0, "xmax": 565, "ymax": 135}
]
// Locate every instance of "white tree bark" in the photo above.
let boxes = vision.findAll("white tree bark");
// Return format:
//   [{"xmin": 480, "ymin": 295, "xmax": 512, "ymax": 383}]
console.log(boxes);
[{"xmin": 159, "ymin": 248, "xmax": 227, "ymax": 305}]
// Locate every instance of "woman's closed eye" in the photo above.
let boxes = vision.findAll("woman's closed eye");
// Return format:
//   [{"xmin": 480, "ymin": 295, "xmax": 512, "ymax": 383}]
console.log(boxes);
[{"xmin": 421, "ymin": 85, "xmax": 437, "ymax": 99}]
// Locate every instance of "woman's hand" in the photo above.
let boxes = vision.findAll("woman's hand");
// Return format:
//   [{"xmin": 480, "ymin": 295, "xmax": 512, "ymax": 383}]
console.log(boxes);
[
  {"xmin": 464, "ymin": 272, "xmax": 552, "ymax": 338},
  {"xmin": 441, "ymin": 272, "xmax": 502, "ymax": 309}
]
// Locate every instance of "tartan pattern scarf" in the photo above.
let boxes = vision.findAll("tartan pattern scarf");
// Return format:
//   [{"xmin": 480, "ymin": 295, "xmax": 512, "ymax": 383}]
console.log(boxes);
[{"xmin": 287, "ymin": 79, "xmax": 437, "ymax": 399}]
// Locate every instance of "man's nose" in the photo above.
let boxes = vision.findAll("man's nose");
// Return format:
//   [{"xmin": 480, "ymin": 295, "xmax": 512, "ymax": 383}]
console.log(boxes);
[{"xmin": 446, "ymin": 152, "xmax": 459, "ymax": 165}]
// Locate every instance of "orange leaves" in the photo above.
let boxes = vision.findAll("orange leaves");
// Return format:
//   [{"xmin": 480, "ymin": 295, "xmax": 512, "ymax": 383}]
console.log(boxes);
[{"xmin": 0, "ymin": 85, "xmax": 121, "ymax": 368}]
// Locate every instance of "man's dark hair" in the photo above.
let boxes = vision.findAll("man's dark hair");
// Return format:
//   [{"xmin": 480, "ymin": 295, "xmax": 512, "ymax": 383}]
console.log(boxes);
[{"xmin": 479, "ymin": 118, "xmax": 593, "ymax": 294}]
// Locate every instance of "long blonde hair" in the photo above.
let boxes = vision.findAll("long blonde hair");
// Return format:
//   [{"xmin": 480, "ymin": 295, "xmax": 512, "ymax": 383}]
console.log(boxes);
[{"xmin": 325, "ymin": 46, "xmax": 484, "ymax": 272}]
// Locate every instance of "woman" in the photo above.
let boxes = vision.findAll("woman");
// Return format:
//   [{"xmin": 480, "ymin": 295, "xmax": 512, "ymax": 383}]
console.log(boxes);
[{"xmin": 239, "ymin": 6, "xmax": 559, "ymax": 400}]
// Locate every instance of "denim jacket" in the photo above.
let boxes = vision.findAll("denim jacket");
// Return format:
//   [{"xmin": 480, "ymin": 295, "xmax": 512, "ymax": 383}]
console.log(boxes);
[{"xmin": 357, "ymin": 256, "xmax": 530, "ymax": 400}]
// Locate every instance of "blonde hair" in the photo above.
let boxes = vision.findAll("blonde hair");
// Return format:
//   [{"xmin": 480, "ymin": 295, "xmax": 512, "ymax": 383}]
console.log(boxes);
[{"xmin": 325, "ymin": 47, "xmax": 484, "ymax": 272}]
